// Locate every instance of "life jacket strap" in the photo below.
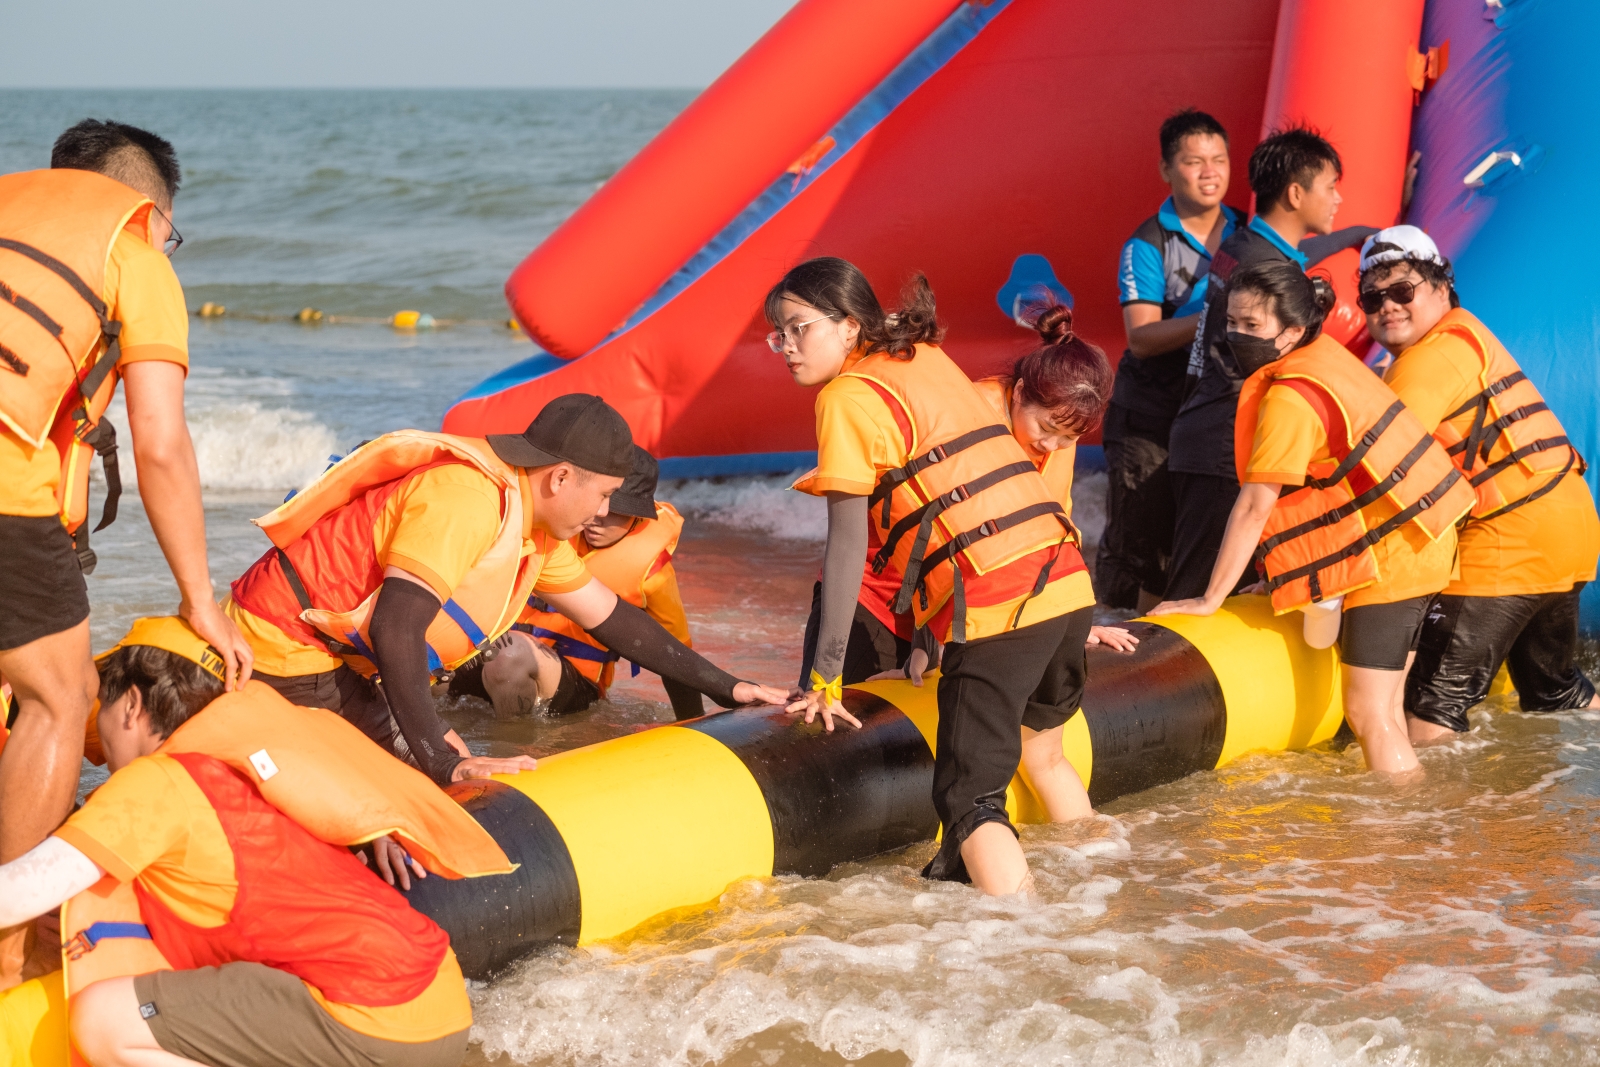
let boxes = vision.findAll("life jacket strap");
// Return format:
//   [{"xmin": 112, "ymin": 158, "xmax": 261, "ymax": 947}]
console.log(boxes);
[
  {"xmin": 868, "ymin": 424, "xmax": 1010, "ymax": 527},
  {"xmin": 1304, "ymin": 401, "xmax": 1405, "ymax": 491},
  {"xmin": 873, "ymin": 460, "xmax": 1037, "ymax": 575},
  {"xmin": 1259, "ymin": 432, "xmax": 1436, "ymax": 555},
  {"xmin": 1263, "ymin": 467, "xmax": 1464, "ymax": 596},
  {"xmin": 274, "ymin": 547, "xmax": 362, "ymax": 658},
  {"xmin": 65, "ymin": 921, "xmax": 152, "ymax": 960},
  {"xmin": 515, "ymin": 623, "xmax": 618, "ymax": 664},
  {"xmin": 903, "ymin": 501, "xmax": 1069, "ymax": 635},
  {"xmin": 1469, "ymin": 446, "xmax": 1584, "ymax": 524},
  {"xmin": 1467, "ymin": 434, "xmax": 1571, "ymax": 487}
]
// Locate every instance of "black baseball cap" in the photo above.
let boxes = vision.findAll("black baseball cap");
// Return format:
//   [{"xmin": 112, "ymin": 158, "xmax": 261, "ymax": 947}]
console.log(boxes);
[
  {"xmin": 486, "ymin": 394, "xmax": 634, "ymax": 477},
  {"xmin": 608, "ymin": 446, "xmax": 660, "ymax": 520}
]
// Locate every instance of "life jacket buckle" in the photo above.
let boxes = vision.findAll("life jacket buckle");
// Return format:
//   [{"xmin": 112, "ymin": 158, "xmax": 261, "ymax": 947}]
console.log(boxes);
[
  {"xmin": 980, "ymin": 519, "xmax": 999, "ymax": 537},
  {"xmin": 64, "ymin": 930, "xmax": 96, "ymax": 961},
  {"xmin": 927, "ymin": 446, "xmax": 946, "ymax": 464}
]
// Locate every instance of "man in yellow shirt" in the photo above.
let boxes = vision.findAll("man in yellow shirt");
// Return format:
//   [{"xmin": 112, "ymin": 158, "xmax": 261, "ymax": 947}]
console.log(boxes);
[
  {"xmin": 1360, "ymin": 227, "xmax": 1600, "ymax": 738},
  {"xmin": 226, "ymin": 395, "xmax": 786, "ymax": 787},
  {"xmin": 0, "ymin": 120, "xmax": 251, "ymax": 985}
]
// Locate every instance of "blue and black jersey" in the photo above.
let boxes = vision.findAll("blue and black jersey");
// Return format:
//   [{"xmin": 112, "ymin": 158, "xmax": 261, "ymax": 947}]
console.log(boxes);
[{"xmin": 1112, "ymin": 198, "xmax": 1242, "ymax": 419}]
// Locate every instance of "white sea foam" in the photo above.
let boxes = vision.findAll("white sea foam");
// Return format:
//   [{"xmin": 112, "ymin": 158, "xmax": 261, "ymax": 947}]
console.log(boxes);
[
  {"xmin": 660, "ymin": 473, "xmax": 827, "ymax": 541},
  {"xmin": 94, "ymin": 396, "xmax": 339, "ymax": 493}
]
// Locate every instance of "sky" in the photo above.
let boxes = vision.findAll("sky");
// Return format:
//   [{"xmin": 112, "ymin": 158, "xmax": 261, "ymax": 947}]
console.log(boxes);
[{"xmin": 3, "ymin": 0, "xmax": 797, "ymax": 89}]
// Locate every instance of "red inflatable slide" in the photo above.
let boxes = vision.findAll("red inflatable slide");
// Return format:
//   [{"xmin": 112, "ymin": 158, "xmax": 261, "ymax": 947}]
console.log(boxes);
[{"xmin": 445, "ymin": 0, "xmax": 1426, "ymax": 477}]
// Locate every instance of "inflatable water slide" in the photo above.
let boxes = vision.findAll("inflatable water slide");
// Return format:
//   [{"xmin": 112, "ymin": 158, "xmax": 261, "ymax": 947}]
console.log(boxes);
[{"xmin": 445, "ymin": 0, "xmax": 1600, "ymax": 621}]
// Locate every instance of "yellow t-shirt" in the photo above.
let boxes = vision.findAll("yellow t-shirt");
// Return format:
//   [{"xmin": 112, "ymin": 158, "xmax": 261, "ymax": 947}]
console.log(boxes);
[
  {"xmin": 0, "ymin": 226, "xmax": 190, "ymax": 517},
  {"xmin": 229, "ymin": 463, "xmax": 593, "ymax": 676},
  {"xmin": 1384, "ymin": 330, "xmax": 1599, "ymax": 596},
  {"xmin": 811, "ymin": 375, "xmax": 1093, "ymax": 640},
  {"xmin": 54, "ymin": 752, "xmax": 471, "ymax": 1042},
  {"xmin": 1243, "ymin": 385, "xmax": 1457, "ymax": 608}
]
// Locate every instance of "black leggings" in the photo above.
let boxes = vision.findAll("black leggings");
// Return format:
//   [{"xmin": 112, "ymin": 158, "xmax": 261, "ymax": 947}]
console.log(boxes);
[
  {"xmin": 1407, "ymin": 586, "xmax": 1596, "ymax": 731},
  {"xmin": 922, "ymin": 604, "xmax": 1094, "ymax": 883},
  {"xmin": 797, "ymin": 581, "xmax": 912, "ymax": 690}
]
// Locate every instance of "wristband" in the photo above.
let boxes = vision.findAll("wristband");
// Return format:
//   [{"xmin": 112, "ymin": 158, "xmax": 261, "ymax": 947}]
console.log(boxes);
[{"xmin": 809, "ymin": 670, "xmax": 843, "ymax": 704}]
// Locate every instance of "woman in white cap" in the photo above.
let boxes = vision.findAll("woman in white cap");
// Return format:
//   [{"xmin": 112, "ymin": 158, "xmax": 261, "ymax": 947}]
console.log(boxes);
[{"xmin": 1360, "ymin": 226, "xmax": 1600, "ymax": 738}]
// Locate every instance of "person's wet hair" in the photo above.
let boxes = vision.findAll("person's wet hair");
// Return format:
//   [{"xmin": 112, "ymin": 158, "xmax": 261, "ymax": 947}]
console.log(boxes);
[
  {"xmin": 1248, "ymin": 126, "xmax": 1341, "ymax": 211},
  {"xmin": 1006, "ymin": 299, "xmax": 1113, "ymax": 435},
  {"xmin": 1159, "ymin": 108, "xmax": 1228, "ymax": 163},
  {"xmin": 765, "ymin": 256, "xmax": 943, "ymax": 361},
  {"xmin": 97, "ymin": 645, "xmax": 222, "ymax": 739},
  {"xmin": 52, "ymin": 119, "xmax": 181, "ymax": 206},
  {"xmin": 1359, "ymin": 243, "xmax": 1461, "ymax": 309},
  {"xmin": 1227, "ymin": 260, "xmax": 1336, "ymax": 348}
]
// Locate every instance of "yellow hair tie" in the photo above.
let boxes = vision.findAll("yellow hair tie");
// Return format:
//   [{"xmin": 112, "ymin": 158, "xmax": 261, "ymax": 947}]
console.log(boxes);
[{"xmin": 809, "ymin": 670, "xmax": 843, "ymax": 704}]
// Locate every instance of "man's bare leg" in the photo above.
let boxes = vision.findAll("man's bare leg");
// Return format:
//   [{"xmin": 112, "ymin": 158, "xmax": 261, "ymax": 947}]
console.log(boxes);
[{"xmin": 0, "ymin": 619, "xmax": 98, "ymax": 988}]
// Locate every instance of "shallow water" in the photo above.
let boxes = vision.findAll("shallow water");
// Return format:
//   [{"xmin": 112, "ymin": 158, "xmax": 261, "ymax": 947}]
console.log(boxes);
[{"xmin": 9, "ymin": 90, "xmax": 1597, "ymax": 1065}]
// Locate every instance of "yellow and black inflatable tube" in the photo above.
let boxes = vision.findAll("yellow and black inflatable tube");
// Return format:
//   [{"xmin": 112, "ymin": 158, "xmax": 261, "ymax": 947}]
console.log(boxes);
[{"xmin": 403, "ymin": 595, "xmax": 1344, "ymax": 978}]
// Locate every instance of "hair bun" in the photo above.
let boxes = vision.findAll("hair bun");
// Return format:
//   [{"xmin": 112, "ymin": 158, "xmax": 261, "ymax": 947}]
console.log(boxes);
[
  {"xmin": 1308, "ymin": 275, "xmax": 1337, "ymax": 314},
  {"xmin": 1036, "ymin": 304, "xmax": 1075, "ymax": 345}
]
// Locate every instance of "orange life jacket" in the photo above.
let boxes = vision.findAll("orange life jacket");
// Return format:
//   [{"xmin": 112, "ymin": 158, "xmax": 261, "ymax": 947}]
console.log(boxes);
[
  {"xmin": 61, "ymin": 683, "xmax": 505, "ymax": 1047},
  {"xmin": 798, "ymin": 345, "xmax": 1076, "ymax": 641},
  {"xmin": 1419, "ymin": 308, "xmax": 1584, "ymax": 521},
  {"xmin": 517, "ymin": 503, "xmax": 685, "ymax": 696},
  {"xmin": 230, "ymin": 431, "xmax": 542, "ymax": 678},
  {"xmin": 0, "ymin": 170, "xmax": 154, "ymax": 569},
  {"xmin": 1235, "ymin": 333, "xmax": 1475, "ymax": 612}
]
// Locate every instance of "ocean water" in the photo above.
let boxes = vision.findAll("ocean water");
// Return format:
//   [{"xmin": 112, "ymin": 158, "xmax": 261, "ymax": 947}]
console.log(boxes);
[{"xmin": 4, "ymin": 91, "xmax": 1598, "ymax": 1066}]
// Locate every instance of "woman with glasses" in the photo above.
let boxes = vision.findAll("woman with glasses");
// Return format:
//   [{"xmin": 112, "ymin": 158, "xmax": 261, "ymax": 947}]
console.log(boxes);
[
  {"xmin": 1151, "ymin": 260, "xmax": 1474, "ymax": 776},
  {"xmin": 770, "ymin": 257, "xmax": 1098, "ymax": 895},
  {"xmin": 1360, "ymin": 226, "xmax": 1600, "ymax": 739}
]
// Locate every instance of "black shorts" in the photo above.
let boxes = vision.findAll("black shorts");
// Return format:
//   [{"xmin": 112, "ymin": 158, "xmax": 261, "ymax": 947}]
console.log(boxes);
[
  {"xmin": 1096, "ymin": 403, "xmax": 1175, "ymax": 607},
  {"xmin": 0, "ymin": 514, "xmax": 90, "ymax": 650},
  {"xmin": 922, "ymin": 604, "xmax": 1093, "ymax": 883},
  {"xmin": 797, "ymin": 581, "xmax": 912, "ymax": 690},
  {"xmin": 1165, "ymin": 472, "xmax": 1249, "ymax": 602},
  {"xmin": 1407, "ymin": 587, "xmax": 1596, "ymax": 732},
  {"xmin": 254, "ymin": 666, "xmax": 415, "ymax": 762},
  {"xmin": 447, "ymin": 634, "xmax": 600, "ymax": 717},
  {"xmin": 1338, "ymin": 596, "xmax": 1433, "ymax": 671}
]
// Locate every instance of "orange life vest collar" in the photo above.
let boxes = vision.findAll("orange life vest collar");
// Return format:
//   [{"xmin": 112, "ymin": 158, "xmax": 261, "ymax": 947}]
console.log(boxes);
[{"xmin": 1235, "ymin": 334, "xmax": 1474, "ymax": 612}]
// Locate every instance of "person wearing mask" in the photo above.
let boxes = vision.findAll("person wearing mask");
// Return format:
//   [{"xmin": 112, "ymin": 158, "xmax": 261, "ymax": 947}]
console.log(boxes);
[
  {"xmin": 796, "ymin": 300, "xmax": 1138, "ymax": 690},
  {"xmin": 773, "ymin": 257, "xmax": 1097, "ymax": 895},
  {"xmin": 1101, "ymin": 109, "xmax": 1240, "ymax": 612},
  {"xmin": 0, "ymin": 119, "xmax": 252, "ymax": 987},
  {"xmin": 449, "ymin": 446, "xmax": 711, "ymax": 722},
  {"xmin": 0, "ymin": 616, "xmax": 509, "ymax": 1067},
  {"xmin": 1164, "ymin": 126, "xmax": 1376, "ymax": 601},
  {"xmin": 225, "ymin": 394, "xmax": 786, "ymax": 788},
  {"xmin": 1358, "ymin": 226, "xmax": 1600, "ymax": 736},
  {"xmin": 1152, "ymin": 261, "xmax": 1474, "ymax": 774}
]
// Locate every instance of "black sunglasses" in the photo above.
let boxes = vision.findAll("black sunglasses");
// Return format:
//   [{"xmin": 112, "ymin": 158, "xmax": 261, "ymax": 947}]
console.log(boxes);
[{"xmin": 1358, "ymin": 280, "xmax": 1416, "ymax": 314}]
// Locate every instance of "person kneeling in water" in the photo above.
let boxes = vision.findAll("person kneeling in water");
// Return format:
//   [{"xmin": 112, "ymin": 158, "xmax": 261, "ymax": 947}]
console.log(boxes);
[
  {"xmin": 449, "ymin": 446, "xmax": 710, "ymax": 721},
  {"xmin": 1151, "ymin": 261, "xmax": 1475, "ymax": 774},
  {"xmin": 0, "ymin": 617, "xmax": 494, "ymax": 1067}
]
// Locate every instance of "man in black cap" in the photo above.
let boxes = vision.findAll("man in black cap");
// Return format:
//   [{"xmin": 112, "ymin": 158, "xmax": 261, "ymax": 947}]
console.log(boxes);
[
  {"xmin": 449, "ymin": 445, "xmax": 710, "ymax": 720},
  {"xmin": 226, "ymin": 395, "xmax": 786, "ymax": 786}
]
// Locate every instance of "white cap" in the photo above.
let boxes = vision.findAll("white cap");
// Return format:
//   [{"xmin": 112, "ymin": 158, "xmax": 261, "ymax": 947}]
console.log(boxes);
[{"xmin": 1359, "ymin": 225, "xmax": 1446, "ymax": 274}]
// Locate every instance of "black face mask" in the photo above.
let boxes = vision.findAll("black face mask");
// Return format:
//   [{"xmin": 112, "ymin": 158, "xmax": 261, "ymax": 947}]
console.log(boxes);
[{"xmin": 1225, "ymin": 330, "xmax": 1287, "ymax": 377}]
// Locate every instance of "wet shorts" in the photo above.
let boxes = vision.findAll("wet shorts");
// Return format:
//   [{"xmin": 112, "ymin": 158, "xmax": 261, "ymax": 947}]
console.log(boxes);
[
  {"xmin": 0, "ymin": 514, "xmax": 89, "ymax": 650},
  {"xmin": 1338, "ymin": 596, "xmax": 1433, "ymax": 671},
  {"xmin": 448, "ymin": 632, "xmax": 599, "ymax": 717},
  {"xmin": 923, "ymin": 604, "xmax": 1093, "ymax": 883},
  {"xmin": 1406, "ymin": 587, "xmax": 1596, "ymax": 732},
  {"xmin": 132, "ymin": 962, "xmax": 468, "ymax": 1067},
  {"xmin": 798, "ymin": 581, "xmax": 912, "ymax": 690}
]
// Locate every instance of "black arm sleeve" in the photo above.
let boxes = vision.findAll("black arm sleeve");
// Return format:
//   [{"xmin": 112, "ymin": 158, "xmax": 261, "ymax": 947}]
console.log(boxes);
[
  {"xmin": 1300, "ymin": 225, "xmax": 1380, "ymax": 268},
  {"xmin": 662, "ymin": 677, "xmax": 707, "ymax": 721},
  {"xmin": 811, "ymin": 494, "xmax": 870, "ymax": 686},
  {"xmin": 368, "ymin": 577, "xmax": 464, "ymax": 786},
  {"xmin": 588, "ymin": 599, "xmax": 745, "ymax": 708}
]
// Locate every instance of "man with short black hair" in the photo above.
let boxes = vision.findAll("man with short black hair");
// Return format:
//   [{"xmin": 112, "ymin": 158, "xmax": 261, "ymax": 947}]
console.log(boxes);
[
  {"xmin": 226, "ymin": 394, "xmax": 787, "ymax": 787},
  {"xmin": 1100, "ymin": 109, "xmax": 1240, "ymax": 611},
  {"xmin": 0, "ymin": 119, "xmax": 251, "ymax": 986},
  {"xmin": 1162, "ymin": 126, "xmax": 1376, "ymax": 600}
]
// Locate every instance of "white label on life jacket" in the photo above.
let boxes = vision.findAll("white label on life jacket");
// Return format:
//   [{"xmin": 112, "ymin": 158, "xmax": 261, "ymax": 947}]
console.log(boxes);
[{"xmin": 249, "ymin": 749, "xmax": 279, "ymax": 781}]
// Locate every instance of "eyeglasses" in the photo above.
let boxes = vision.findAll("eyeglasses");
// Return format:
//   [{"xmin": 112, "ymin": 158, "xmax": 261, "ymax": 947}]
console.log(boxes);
[
  {"xmin": 766, "ymin": 315, "xmax": 830, "ymax": 353},
  {"xmin": 152, "ymin": 205, "xmax": 183, "ymax": 257},
  {"xmin": 1358, "ymin": 279, "xmax": 1417, "ymax": 314}
]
